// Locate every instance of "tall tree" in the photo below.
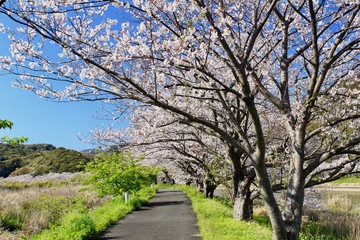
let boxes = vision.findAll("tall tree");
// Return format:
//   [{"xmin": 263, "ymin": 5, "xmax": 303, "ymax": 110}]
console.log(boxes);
[{"xmin": 0, "ymin": 1, "xmax": 359, "ymax": 239}]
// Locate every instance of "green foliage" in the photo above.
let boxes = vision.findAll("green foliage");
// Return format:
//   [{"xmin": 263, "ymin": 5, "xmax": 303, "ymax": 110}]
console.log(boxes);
[
  {"xmin": 0, "ymin": 156, "xmax": 22, "ymax": 177},
  {"xmin": 300, "ymin": 211, "xmax": 360, "ymax": 240},
  {"xmin": 0, "ymin": 213, "xmax": 23, "ymax": 231},
  {"xmin": 1, "ymin": 136, "xmax": 29, "ymax": 145},
  {"xmin": 66, "ymin": 215, "xmax": 97, "ymax": 240},
  {"xmin": 85, "ymin": 153, "xmax": 158, "ymax": 196},
  {"xmin": 1, "ymin": 179, "xmax": 71, "ymax": 189},
  {"xmin": 0, "ymin": 119, "xmax": 28, "ymax": 145},
  {"xmin": 0, "ymin": 119, "xmax": 13, "ymax": 129},
  {"xmin": 21, "ymin": 148, "xmax": 92, "ymax": 176}
]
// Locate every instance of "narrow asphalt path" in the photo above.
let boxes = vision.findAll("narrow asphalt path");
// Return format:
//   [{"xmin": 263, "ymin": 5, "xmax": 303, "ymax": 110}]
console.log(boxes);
[{"xmin": 99, "ymin": 188, "xmax": 202, "ymax": 240}]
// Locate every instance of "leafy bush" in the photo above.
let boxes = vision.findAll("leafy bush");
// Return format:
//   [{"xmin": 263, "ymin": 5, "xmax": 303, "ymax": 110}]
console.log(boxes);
[{"xmin": 85, "ymin": 153, "xmax": 159, "ymax": 196}]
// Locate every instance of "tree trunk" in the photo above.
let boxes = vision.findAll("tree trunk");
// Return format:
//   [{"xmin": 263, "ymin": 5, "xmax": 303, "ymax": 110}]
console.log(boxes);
[
  {"xmin": 230, "ymin": 148, "xmax": 256, "ymax": 221},
  {"xmin": 255, "ymin": 166, "xmax": 287, "ymax": 240},
  {"xmin": 283, "ymin": 154, "xmax": 305, "ymax": 240},
  {"xmin": 233, "ymin": 183, "xmax": 254, "ymax": 220},
  {"xmin": 204, "ymin": 180, "xmax": 217, "ymax": 199}
]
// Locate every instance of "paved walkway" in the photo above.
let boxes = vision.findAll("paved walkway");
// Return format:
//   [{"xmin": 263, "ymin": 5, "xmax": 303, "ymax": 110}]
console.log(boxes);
[{"xmin": 99, "ymin": 189, "xmax": 202, "ymax": 240}]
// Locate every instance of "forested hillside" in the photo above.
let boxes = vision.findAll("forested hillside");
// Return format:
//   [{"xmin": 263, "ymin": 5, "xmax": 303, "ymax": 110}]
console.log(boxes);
[{"xmin": 0, "ymin": 143, "xmax": 92, "ymax": 178}]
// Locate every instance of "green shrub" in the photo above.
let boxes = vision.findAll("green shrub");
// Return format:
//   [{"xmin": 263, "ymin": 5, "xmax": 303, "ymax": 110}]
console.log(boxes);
[
  {"xmin": 67, "ymin": 215, "xmax": 97, "ymax": 240},
  {"xmin": 84, "ymin": 152, "xmax": 159, "ymax": 196}
]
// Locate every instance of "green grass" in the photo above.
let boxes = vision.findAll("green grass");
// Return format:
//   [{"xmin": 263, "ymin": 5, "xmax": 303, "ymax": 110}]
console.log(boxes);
[
  {"xmin": 174, "ymin": 185, "xmax": 272, "ymax": 240},
  {"xmin": 30, "ymin": 187, "xmax": 157, "ymax": 240},
  {"xmin": 330, "ymin": 176, "xmax": 360, "ymax": 185},
  {"xmin": 173, "ymin": 185, "xmax": 360, "ymax": 240}
]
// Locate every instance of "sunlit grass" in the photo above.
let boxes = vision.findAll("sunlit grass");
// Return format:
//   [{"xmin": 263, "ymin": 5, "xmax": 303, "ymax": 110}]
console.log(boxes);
[
  {"xmin": 174, "ymin": 185, "xmax": 272, "ymax": 240},
  {"xmin": 0, "ymin": 184, "xmax": 94, "ymax": 239},
  {"xmin": 30, "ymin": 186, "xmax": 157, "ymax": 240},
  {"xmin": 0, "ymin": 178, "xmax": 156, "ymax": 240},
  {"xmin": 172, "ymin": 185, "xmax": 360, "ymax": 240},
  {"xmin": 330, "ymin": 176, "xmax": 360, "ymax": 185}
]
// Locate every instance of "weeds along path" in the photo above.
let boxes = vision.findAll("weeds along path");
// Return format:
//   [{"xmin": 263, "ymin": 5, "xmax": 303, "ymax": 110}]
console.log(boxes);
[{"xmin": 99, "ymin": 188, "xmax": 202, "ymax": 240}]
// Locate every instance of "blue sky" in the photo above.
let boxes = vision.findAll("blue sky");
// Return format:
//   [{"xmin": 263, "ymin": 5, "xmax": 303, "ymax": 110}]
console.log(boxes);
[
  {"xmin": 0, "ymin": 25, "xmax": 114, "ymax": 151},
  {"xmin": 0, "ymin": 77, "xmax": 113, "ymax": 151}
]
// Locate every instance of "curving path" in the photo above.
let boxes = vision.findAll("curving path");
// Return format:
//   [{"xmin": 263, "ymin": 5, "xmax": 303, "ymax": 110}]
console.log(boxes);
[{"xmin": 99, "ymin": 188, "xmax": 202, "ymax": 240}]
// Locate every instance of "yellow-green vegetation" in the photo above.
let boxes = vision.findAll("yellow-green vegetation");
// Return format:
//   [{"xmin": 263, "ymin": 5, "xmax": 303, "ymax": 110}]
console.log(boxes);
[
  {"xmin": 31, "ymin": 187, "xmax": 157, "ymax": 240},
  {"xmin": 84, "ymin": 152, "xmax": 159, "ymax": 196},
  {"xmin": 170, "ymin": 185, "xmax": 360, "ymax": 240},
  {"xmin": 330, "ymin": 176, "xmax": 360, "ymax": 185},
  {"xmin": 1, "ymin": 178, "xmax": 75, "ymax": 189},
  {"xmin": 0, "ymin": 182, "xmax": 107, "ymax": 239},
  {"xmin": 174, "ymin": 185, "xmax": 272, "ymax": 240},
  {"xmin": 0, "ymin": 176, "xmax": 157, "ymax": 240}
]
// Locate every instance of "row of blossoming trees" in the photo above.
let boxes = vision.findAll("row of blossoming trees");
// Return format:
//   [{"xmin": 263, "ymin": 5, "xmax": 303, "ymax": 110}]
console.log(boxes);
[{"xmin": 0, "ymin": 1, "xmax": 359, "ymax": 239}]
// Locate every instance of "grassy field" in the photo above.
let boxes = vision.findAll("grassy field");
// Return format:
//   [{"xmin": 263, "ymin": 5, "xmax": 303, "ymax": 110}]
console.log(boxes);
[{"xmin": 0, "ymin": 176, "xmax": 156, "ymax": 240}]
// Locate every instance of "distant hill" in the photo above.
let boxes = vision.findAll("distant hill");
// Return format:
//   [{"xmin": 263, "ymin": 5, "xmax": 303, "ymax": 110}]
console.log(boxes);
[
  {"xmin": 81, "ymin": 145, "xmax": 124, "ymax": 156},
  {"xmin": 0, "ymin": 143, "xmax": 93, "ymax": 178}
]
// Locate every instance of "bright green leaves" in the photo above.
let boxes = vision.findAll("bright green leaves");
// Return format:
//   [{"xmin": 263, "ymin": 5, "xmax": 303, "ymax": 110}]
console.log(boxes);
[
  {"xmin": 0, "ymin": 119, "xmax": 14, "ymax": 129},
  {"xmin": 84, "ymin": 153, "xmax": 159, "ymax": 197},
  {"xmin": 0, "ymin": 119, "xmax": 28, "ymax": 145},
  {"xmin": 1, "ymin": 136, "xmax": 29, "ymax": 145}
]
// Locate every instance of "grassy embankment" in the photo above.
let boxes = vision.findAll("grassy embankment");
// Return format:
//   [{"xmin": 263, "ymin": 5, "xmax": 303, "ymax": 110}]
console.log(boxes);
[
  {"xmin": 173, "ymin": 185, "xmax": 272, "ymax": 240},
  {"xmin": 327, "ymin": 176, "xmax": 360, "ymax": 186},
  {"xmin": 0, "ymin": 177, "xmax": 156, "ymax": 240},
  {"xmin": 172, "ymin": 184, "xmax": 360, "ymax": 240}
]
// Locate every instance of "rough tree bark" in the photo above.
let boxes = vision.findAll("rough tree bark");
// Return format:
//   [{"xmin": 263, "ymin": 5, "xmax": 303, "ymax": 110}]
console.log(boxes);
[{"xmin": 229, "ymin": 146, "xmax": 256, "ymax": 221}]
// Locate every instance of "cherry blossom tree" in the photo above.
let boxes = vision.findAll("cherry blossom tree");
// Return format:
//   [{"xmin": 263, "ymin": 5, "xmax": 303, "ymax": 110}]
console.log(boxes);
[
  {"xmin": 0, "ymin": 1, "xmax": 359, "ymax": 239},
  {"xmin": 91, "ymin": 102, "xmax": 262, "ymax": 220},
  {"xmin": 92, "ymin": 106, "xmax": 231, "ymax": 199}
]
